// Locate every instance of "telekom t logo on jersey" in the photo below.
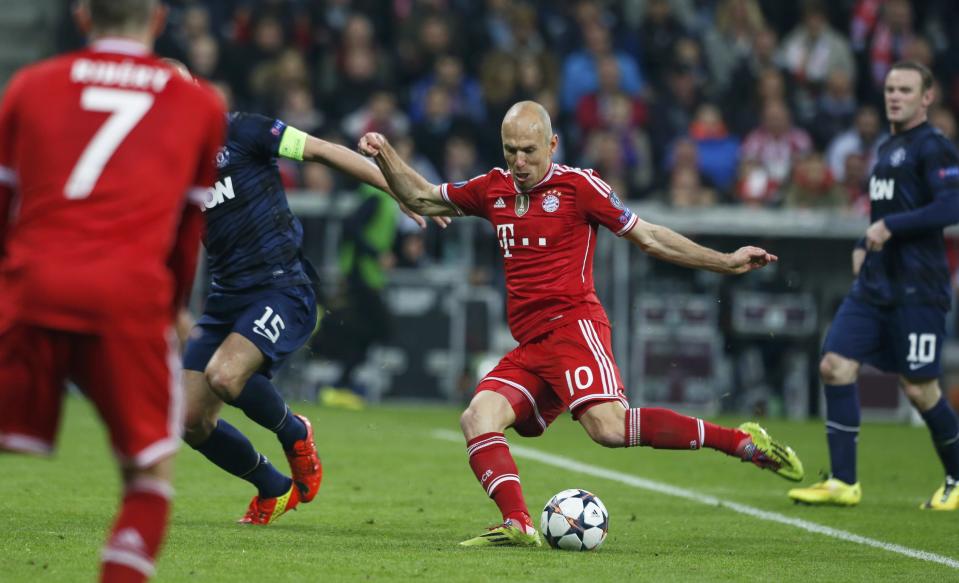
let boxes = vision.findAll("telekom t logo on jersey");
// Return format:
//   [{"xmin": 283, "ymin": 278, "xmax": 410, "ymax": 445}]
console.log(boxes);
[{"xmin": 496, "ymin": 223, "xmax": 548, "ymax": 258}]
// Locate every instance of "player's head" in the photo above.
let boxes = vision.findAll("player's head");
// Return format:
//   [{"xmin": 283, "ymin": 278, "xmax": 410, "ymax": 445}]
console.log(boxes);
[
  {"xmin": 501, "ymin": 101, "xmax": 558, "ymax": 192},
  {"xmin": 74, "ymin": 0, "xmax": 167, "ymax": 46},
  {"xmin": 884, "ymin": 60, "xmax": 935, "ymax": 134}
]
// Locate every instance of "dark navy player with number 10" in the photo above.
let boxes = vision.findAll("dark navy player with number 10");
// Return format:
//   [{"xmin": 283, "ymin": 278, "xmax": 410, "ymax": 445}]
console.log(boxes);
[{"xmin": 789, "ymin": 61, "xmax": 959, "ymax": 510}]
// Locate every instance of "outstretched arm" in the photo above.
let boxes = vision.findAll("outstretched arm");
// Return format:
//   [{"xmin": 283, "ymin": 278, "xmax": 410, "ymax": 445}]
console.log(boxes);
[
  {"xmin": 624, "ymin": 217, "xmax": 777, "ymax": 274},
  {"xmin": 358, "ymin": 132, "xmax": 460, "ymax": 217},
  {"xmin": 301, "ymin": 134, "xmax": 450, "ymax": 228}
]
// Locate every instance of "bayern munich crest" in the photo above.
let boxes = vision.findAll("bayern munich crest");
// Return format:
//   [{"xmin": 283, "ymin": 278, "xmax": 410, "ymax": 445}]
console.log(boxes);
[{"xmin": 542, "ymin": 192, "xmax": 560, "ymax": 213}]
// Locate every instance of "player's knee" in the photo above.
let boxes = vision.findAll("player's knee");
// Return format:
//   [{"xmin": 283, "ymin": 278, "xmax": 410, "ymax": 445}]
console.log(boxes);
[
  {"xmin": 585, "ymin": 422, "xmax": 624, "ymax": 448},
  {"xmin": 182, "ymin": 406, "xmax": 217, "ymax": 446},
  {"xmin": 459, "ymin": 399, "xmax": 510, "ymax": 439},
  {"xmin": 900, "ymin": 380, "xmax": 940, "ymax": 411},
  {"xmin": 819, "ymin": 353, "xmax": 857, "ymax": 385},
  {"xmin": 205, "ymin": 366, "xmax": 242, "ymax": 401}
]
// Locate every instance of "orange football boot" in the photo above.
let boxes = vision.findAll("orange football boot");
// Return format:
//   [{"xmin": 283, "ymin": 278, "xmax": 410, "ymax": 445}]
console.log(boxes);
[
  {"xmin": 285, "ymin": 414, "xmax": 323, "ymax": 502},
  {"xmin": 238, "ymin": 483, "xmax": 301, "ymax": 525}
]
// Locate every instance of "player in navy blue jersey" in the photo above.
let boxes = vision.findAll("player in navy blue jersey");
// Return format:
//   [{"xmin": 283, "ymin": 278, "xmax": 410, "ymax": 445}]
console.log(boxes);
[
  {"xmin": 789, "ymin": 61, "xmax": 959, "ymax": 510},
  {"xmin": 181, "ymin": 111, "xmax": 442, "ymax": 524}
]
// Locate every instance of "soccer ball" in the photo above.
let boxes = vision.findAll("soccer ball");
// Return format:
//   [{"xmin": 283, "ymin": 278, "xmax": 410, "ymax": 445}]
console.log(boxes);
[{"xmin": 540, "ymin": 489, "xmax": 609, "ymax": 551}]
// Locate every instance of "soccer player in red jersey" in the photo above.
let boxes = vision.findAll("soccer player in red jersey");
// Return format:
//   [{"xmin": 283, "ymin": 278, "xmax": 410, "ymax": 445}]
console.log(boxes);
[
  {"xmin": 0, "ymin": 1, "xmax": 225, "ymax": 580},
  {"xmin": 360, "ymin": 100, "xmax": 805, "ymax": 546}
]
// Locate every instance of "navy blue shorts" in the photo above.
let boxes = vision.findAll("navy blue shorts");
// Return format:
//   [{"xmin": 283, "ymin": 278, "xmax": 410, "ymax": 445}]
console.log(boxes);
[
  {"xmin": 823, "ymin": 295, "xmax": 946, "ymax": 379},
  {"xmin": 183, "ymin": 285, "xmax": 317, "ymax": 378}
]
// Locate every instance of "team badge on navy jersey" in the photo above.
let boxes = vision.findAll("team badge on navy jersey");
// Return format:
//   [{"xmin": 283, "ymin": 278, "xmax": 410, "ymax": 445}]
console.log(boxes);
[
  {"xmin": 215, "ymin": 146, "xmax": 230, "ymax": 169},
  {"xmin": 542, "ymin": 190, "xmax": 560, "ymax": 213},
  {"xmin": 890, "ymin": 147, "xmax": 906, "ymax": 167},
  {"xmin": 515, "ymin": 193, "xmax": 530, "ymax": 217}
]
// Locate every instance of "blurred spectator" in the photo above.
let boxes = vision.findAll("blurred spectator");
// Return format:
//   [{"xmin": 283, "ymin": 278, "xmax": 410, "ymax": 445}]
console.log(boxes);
[
  {"xmin": 783, "ymin": 153, "xmax": 846, "ymax": 209},
  {"xmin": 778, "ymin": 0, "xmax": 855, "ymax": 100},
  {"xmin": 580, "ymin": 93, "xmax": 654, "ymax": 194},
  {"xmin": 394, "ymin": 135, "xmax": 443, "ymax": 186},
  {"xmin": 841, "ymin": 152, "xmax": 870, "ymax": 216},
  {"xmin": 395, "ymin": 231, "xmax": 433, "ymax": 269},
  {"xmin": 703, "ymin": 0, "xmax": 767, "ymax": 96},
  {"xmin": 668, "ymin": 166, "xmax": 718, "ymax": 208},
  {"xmin": 648, "ymin": 63, "xmax": 703, "ymax": 165},
  {"xmin": 411, "ymin": 86, "xmax": 477, "ymax": 171},
  {"xmin": 341, "ymin": 90, "xmax": 410, "ymax": 143},
  {"xmin": 863, "ymin": 0, "xmax": 915, "ymax": 96},
  {"xmin": 722, "ymin": 28, "xmax": 784, "ymax": 136},
  {"xmin": 409, "ymin": 55, "xmax": 485, "ymax": 124},
  {"xmin": 575, "ymin": 55, "xmax": 648, "ymax": 137},
  {"xmin": 931, "ymin": 106, "xmax": 958, "ymax": 144},
  {"xmin": 741, "ymin": 99, "xmax": 813, "ymax": 187},
  {"xmin": 444, "ymin": 135, "xmax": 485, "ymax": 182},
  {"xmin": 637, "ymin": 0, "xmax": 690, "ymax": 89},
  {"xmin": 826, "ymin": 105, "xmax": 883, "ymax": 181},
  {"xmin": 187, "ymin": 34, "xmax": 221, "ymax": 80},
  {"xmin": 560, "ymin": 19, "xmax": 645, "ymax": 112},
  {"xmin": 515, "ymin": 53, "xmax": 559, "ymax": 101},
  {"xmin": 734, "ymin": 159, "xmax": 780, "ymax": 207},
  {"xmin": 301, "ymin": 163, "xmax": 335, "ymax": 197},
  {"xmin": 279, "ymin": 84, "xmax": 324, "ymax": 135},
  {"xmin": 685, "ymin": 103, "xmax": 740, "ymax": 193},
  {"xmin": 809, "ymin": 69, "xmax": 858, "ymax": 148},
  {"xmin": 223, "ymin": 13, "xmax": 286, "ymax": 106},
  {"xmin": 250, "ymin": 48, "xmax": 310, "ymax": 113}
]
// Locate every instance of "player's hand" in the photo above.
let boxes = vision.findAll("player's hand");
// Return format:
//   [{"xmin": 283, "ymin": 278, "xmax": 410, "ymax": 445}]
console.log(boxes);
[
  {"xmin": 358, "ymin": 132, "xmax": 387, "ymax": 157},
  {"xmin": 864, "ymin": 219, "xmax": 891, "ymax": 251},
  {"xmin": 852, "ymin": 247, "xmax": 866, "ymax": 276},
  {"xmin": 725, "ymin": 246, "xmax": 778, "ymax": 274},
  {"xmin": 398, "ymin": 203, "xmax": 452, "ymax": 229}
]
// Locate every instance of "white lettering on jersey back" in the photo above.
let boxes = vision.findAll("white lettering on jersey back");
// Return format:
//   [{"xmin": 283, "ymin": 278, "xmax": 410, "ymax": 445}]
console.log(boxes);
[
  {"xmin": 71, "ymin": 59, "xmax": 172, "ymax": 92},
  {"xmin": 203, "ymin": 176, "xmax": 236, "ymax": 211},
  {"xmin": 869, "ymin": 177, "xmax": 895, "ymax": 201}
]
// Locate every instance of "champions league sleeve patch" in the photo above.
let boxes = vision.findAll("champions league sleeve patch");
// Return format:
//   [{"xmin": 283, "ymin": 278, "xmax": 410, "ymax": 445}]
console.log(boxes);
[
  {"xmin": 271, "ymin": 119, "xmax": 286, "ymax": 136},
  {"xmin": 609, "ymin": 192, "xmax": 625, "ymax": 210},
  {"xmin": 938, "ymin": 166, "xmax": 959, "ymax": 180}
]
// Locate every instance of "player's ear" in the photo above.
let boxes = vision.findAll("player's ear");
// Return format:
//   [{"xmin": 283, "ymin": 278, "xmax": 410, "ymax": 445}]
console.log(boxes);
[
  {"xmin": 72, "ymin": 0, "xmax": 92, "ymax": 36},
  {"xmin": 549, "ymin": 134, "xmax": 559, "ymax": 156},
  {"xmin": 150, "ymin": 2, "xmax": 169, "ymax": 40}
]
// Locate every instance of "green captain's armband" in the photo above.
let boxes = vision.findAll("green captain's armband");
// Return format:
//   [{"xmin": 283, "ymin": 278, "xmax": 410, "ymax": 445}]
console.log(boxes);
[{"xmin": 278, "ymin": 126, "xmax": 307, "ymax": 161}]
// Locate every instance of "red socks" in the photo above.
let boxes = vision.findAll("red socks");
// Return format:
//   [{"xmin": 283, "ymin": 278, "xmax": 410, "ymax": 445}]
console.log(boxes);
[
  {"xmin": 624, "ymin": 408, "xmax": 747, "ymax": 455},
  {"xmin": 100, "ymin": 478, "xmax": 172, "ymax": 583},
  {"xmin": 466, "ymin": 432, "xmax": 530, "ymax": 523}
]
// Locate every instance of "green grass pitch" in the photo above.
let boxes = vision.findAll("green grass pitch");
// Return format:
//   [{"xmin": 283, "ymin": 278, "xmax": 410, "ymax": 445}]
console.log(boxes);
[{"xmin": 2, "ymin": 396, "xmax": 957, "ymax": 582}]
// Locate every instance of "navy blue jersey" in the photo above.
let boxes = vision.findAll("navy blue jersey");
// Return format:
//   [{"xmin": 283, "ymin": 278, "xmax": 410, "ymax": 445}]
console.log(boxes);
[
  {"xmin": 201, "ymin": 112, "xmax": 310, "ymax": 292},
  {"xmin": 852, "ymin": 122, "xmax": 959, "ymax": 308}
]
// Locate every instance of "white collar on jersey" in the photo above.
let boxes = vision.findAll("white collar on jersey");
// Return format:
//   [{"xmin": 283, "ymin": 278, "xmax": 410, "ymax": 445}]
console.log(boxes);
[
  {"xmin": 90, "ymin": 37, "xmax": 149, "ymax": 56},
  {"xmin": 512, "ymin": 162, "xmax": 557, "ymax": 193}
]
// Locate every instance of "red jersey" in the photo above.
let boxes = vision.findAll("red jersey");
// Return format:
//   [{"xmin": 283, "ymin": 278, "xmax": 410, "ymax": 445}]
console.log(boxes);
[
  {"xmin": 441, "ymin": 163, "xmax": 639, "ymax": 344},
  {"xmin": 0, "ymin": 39, "xmax": 225, "ymax": 336}
]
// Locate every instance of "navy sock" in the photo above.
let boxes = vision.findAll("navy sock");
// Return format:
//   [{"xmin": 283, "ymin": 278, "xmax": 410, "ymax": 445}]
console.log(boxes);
[
  {"xmin": 825, "ymin": 383, "xmax": 860, "ymax": 484},
  {"xmin": 229, "ymin": 373, "xmax": 306, "ymax": 451},
  {"xmin": 193, "ymin": 420, "xmax": 292, "ymax": 498},
  {"xmin": 920, "ymin": 397, "xmax": 959, "ymax": 481}
]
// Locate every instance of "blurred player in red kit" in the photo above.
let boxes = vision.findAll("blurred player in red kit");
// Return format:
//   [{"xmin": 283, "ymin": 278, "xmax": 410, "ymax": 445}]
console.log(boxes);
[
  {"xmin": 0, "ymin": 1, "xmax": 224, "ymax": 581},
  {"xmin": 359, "ymin": 101, "xmax": 805, "ymax": 547}
]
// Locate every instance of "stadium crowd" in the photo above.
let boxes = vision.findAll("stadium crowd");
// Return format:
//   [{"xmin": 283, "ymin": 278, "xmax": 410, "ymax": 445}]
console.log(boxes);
[{"xmin": 54, "ymin": 0, "xmax": 959, "ymax": 216}]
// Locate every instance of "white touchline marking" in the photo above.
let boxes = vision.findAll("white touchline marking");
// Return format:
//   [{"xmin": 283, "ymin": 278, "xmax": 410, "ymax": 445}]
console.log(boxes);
[{"xmin": 432, "ymin": 429, "xmax": 959, "ymax": 569}]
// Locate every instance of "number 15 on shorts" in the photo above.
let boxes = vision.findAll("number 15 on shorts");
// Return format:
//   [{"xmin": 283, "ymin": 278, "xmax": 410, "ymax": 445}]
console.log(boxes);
[{"xmin": 253, "ymin": 306, "xmax": 285, "ymax": 343}]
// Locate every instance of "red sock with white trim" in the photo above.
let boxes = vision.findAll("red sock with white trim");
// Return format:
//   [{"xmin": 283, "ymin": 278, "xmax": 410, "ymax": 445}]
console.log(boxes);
[
  {"xmin": 100, "ymin": 478, "xmax": 172, "ymax": 583},
  {"xmin": 466, "ymin": 432, "xmax": 532, "ymax": 528},
  {"xmin": 624, "ymin": 408, "xmax": 747, "ymax": 455}
]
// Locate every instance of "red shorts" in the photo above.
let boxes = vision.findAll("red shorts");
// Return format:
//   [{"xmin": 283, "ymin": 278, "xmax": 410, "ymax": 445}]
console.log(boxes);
[
  {"xmin": 476, "ymin": 319, "xmax": 628, "ymax": 437},
  {"xmin": 0, "ymin": 323, "xmax": 182, "ymax": 468}
]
